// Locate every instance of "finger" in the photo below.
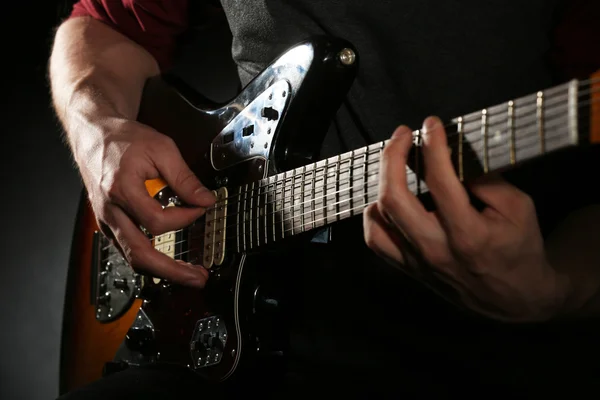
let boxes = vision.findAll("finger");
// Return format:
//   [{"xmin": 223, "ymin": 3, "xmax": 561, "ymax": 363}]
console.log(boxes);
[
  {"xmin": 468, "ymin": 174, "xmax": 537, "ymax": 226},
  {"xmin": 421, "ymin": 116, "xmax": 483, "ymax": 234},
  {"xmin": 118, "ymin": 180, "xmax": 208, "ymax": 236},
  {"xmin": 378, "ymin": 125, "xmax": 445, "ymax": 246},
  {"xmin": 363, "ymin": 203, "xmax": 406, "ymax": 265},
  {"xmin": 109, "ymin": 206, "xmax": 209, "ymax": 288},
  {"xmin": 150, "ymin": 137, "xmax": 215, "ymax": 207}
]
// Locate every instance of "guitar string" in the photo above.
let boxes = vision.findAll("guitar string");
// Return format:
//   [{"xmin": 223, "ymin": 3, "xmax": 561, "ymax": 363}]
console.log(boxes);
[
  {"xmin": 99, "ymin": 95, "xmax": 594, "ymax": 261},
  {"xmin": 161, "ymin": 103, "xmax": 590, "ymax": 229},
  {"xmin": 197, "ymin": 81, "xmax": 600, "ymax": 209},
  {"xmin": 199, "ymin": 84, "xmax": 599, "ymax": 214},
  {"xmin": 110, "ymin": 123, "xmax": 573, "ymax": 263},
  {"xmin": 216, "ymin": 123, "xmax": 574, "ymax": 242},
  {"xmin": 97, "ymin": 88, "xmax": 599, "ymax": 260}
]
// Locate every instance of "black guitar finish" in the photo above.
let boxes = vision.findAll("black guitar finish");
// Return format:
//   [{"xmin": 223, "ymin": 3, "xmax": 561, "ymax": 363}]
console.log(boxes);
[{"xmin": 113, "ymin": 37, "xmax": 358, "ymax": 384}]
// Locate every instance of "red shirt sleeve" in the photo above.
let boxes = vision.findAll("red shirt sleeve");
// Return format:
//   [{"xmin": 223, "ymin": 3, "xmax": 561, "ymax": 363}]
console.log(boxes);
[
  {"xmin": 553, "ymin": 0, "xmax": 600, "ymax": 80},
  {"xmin": 69, "ymin": 0, "xmax": 189, "ymax": 71}
]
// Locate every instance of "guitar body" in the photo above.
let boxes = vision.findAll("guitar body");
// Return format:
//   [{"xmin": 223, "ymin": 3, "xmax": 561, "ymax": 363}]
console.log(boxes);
[
  {"xmin": 59, "ymin": 196, "xmax": 142, "ymax": 393},
  {"xmin": 108, "ymin": 36, "xmax": 359, "ymax": 385}
]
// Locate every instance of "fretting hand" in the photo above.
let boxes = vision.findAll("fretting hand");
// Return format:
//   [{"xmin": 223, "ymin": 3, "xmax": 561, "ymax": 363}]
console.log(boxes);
[{"xmin": 363, "ymin": 116, "xmax": 571, "ymax": 322}]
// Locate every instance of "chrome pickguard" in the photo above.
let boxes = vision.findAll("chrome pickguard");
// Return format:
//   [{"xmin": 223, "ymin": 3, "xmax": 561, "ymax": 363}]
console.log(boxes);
[{"xmin": 210, "ymin": 80, "xmax": 291, "ymax": 170}]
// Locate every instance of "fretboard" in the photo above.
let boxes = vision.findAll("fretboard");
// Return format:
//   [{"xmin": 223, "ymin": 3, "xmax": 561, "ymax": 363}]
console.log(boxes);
[{"xmin": 227, "ymin": 79, "xmax": 586, "ymax": 252}]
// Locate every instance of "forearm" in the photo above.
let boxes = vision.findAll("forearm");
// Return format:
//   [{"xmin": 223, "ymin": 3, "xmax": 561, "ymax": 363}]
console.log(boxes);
[
  {"xmin": 546, "ymin": 205, "xmax": 600, "ymax": 318},
  {"xmin": 49, "ymin": 16, "xmax": 159, "ymax": 158}
]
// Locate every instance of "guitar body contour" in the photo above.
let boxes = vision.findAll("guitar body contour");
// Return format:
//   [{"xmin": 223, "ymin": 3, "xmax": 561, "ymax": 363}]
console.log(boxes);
[{"xmin": 59, "ymin": 195, "xmax": 142, "ymax": 393}]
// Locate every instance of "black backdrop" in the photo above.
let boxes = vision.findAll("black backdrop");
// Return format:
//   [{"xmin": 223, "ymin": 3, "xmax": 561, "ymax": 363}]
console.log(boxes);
[{"xmin": 0, "ymin": 2, "xmax": 81, "ymax": 399}]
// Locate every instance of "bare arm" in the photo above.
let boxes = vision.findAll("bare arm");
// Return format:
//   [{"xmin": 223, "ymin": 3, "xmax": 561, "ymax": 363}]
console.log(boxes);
[
  {"xmin": 50, "ymin": 16, "xmax": 159, "ymax": 151},
  {"xmin": 49, "ymin": 12, "xmax": 215, "ymax": 287}
]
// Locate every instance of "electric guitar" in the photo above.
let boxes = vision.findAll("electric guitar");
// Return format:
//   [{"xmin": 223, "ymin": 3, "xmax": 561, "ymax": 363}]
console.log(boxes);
[{"xmin": 60, "ymin": 36, "xmax": 600, "ymax": 392}]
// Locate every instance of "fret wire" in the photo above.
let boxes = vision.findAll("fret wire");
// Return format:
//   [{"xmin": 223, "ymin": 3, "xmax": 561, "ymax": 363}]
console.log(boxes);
[
  {"xmin": 260, "ymin": 179, "xmax": 265, "ymax": 246},
  {"xmin": 255, "ymin": 181, "xmax": 260, "ymax": 247},
  {"xmin": 508, "ymin": 100, "xmax": 516, "ymax": 165},
  {"xmin": 348, "ymin": 150, "xmax": 354, "ymax": 217},
  {"xmin": 537, "ymin": 91, "xmax": 545, "ymax": 154},
  {"xmin": 323, "ymin": 158, "xmax": 328, "ymax": 225},
  {"xmin": 210, "ymin": 89, "xmax": 585, "ymax": 222},
  {"xmin": 481, "ymin": 109, "xmax": 489, "ymax": 173},
  {"xmin": 242, "ymin": 184, "xmax": 248, "ymax": 251},
  {"xmin": 279, "ymin": 177, "xmax": 285, "ymax": 239},
  {"xmin": 149, "ymin": 113, "xmax": 578, "ymax": 257},
  {"xmin": 250, "ymin": 182, "xmax": 255, "ymax": 249},
  {"xmin": 311, "ymin": 168, "xmax": 316, "ymax": 230},
  {"xmin": 362, "ymin": 152, "xmax": 368, "ymax": 206},
  {"xmin": 335, "ymin": 155, "xmax": 341, "ymax": 221},
  {"xmin": 263, "ymin": 179, "xmax": 268, "ymax": 245},
  {"xmin": 201, "ymin": 81, "xmax": 594, "ymax": 214},
  {"xmin": 290, "ymin": 173, "xmax": 295, "ymax": 236},
  {"xmin": 457, "ymin": 117, "xmax": 464, "ymax": 181},
  {"xmin": 270, "ymin": 178, "xmax": 276, "ymax": 242},
  {"xmin": 300, "ymin": 166, "xmax": 306, "ymax": 232},
  {"xmin": 220, "ymin": 125, "xmax": 571, "ymax": 247}
]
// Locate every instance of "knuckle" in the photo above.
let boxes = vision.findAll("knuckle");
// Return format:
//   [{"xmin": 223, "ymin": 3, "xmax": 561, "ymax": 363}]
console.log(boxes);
[
  {"xmin": 450, "ymin": 231, "xmax": 487, "ymax": 258},
  {"xmin": 175, "ymin": 168, "xmax": 199, "ymax": 188},
  {"xmin": 425, "ymin": 249, "xmax": 454, "ymax": 269},
  {"xmin": 363, "ymin": 207, "xmax": 379, "ymax": 250},
  {"xmin": 516, "ymin": 192, "xmax": 536, "ymax": 214},
  {"xmin": 378, "ymin": 189, "xmax": 402, "ymax": 219},
  {"xmin": 143, "ymin": 213, "xmax": 165, "ymax": 236},
  {"xmin": 382, "ymin": 139, "xmax": 401, "ymax": 161}
]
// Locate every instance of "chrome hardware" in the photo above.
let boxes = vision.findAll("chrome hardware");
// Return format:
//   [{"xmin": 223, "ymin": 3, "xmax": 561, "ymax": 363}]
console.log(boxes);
[
  {"xmin": 210, "ymin": 80, "xmax": 290, "ymax": 170},
  {"xmin": 338, "ymin": 48, "xmax": 356, "ymax": 66},
  {"xmin": 203, "ymin": 187, "xmax": 228, "ymax": 268},
  {"xmin": 114, "ymin": 309, "xmax": 157, "ymax": 366},
  {"xmin": 189, "ymin": 315, "xmax": 228, "ymax": 370},
  {"xmin": 94, "ymin": 233, "xmax": 141, "ymax": 323}
]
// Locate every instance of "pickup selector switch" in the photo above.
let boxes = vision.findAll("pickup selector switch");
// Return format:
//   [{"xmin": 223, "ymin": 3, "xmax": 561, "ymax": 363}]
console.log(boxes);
[{"xmin": 261, "ymin": 107, "xmax": 279, "ymax": 121}]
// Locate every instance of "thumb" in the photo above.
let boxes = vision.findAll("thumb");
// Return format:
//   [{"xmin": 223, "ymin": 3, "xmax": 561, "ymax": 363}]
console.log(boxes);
[{"xmin": 154, "ymin": 142, "xmax": 215, "ymax": 207}]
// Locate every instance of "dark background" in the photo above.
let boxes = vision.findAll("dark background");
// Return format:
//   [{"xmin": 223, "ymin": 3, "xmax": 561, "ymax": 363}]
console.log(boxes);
[{"xmin": 0, "ymin": 2, "xmax": 82, "ymax": 400}]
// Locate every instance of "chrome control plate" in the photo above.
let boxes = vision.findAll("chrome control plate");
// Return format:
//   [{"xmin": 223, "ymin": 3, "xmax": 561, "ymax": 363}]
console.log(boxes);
[
  {"xmin": 94, "ymin": 232, "xmax": 141, "ymax": 323},
  {"xmin": 189, "ymin": 315, "xmax": 228, "ymax": 369}
]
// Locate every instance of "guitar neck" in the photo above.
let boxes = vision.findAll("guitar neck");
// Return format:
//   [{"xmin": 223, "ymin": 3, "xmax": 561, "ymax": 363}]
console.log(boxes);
[{"xmin": 218, "ymin": 77, "xmax": 598, "ymax": 255}]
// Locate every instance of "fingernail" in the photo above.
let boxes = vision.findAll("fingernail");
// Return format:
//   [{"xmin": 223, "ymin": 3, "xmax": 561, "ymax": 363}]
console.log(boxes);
[
  {"xmin": 422, "ymin": 116, "xmax": 440, "ymax": 133},
  {"xmin": 392, "ymin": 125, "xmax": 411, "ymax": 139},
  {"xmin": 422, "ymin": 116, "xmax": 441, "ymax": 145}
]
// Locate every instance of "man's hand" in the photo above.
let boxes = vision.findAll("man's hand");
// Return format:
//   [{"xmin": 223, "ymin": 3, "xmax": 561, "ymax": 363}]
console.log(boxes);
[
  {"xmin": 363, "ymin": 116, "xmax": 571, "ymax": 322},
  {"xmin": 78, "ymin": 117, "xmax": 215, "ymax": 288}
]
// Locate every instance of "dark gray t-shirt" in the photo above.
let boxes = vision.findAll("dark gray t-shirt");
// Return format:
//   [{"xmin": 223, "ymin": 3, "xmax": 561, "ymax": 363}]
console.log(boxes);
[
  {"xmin": 220, "ymin": 0, "xmax": 560, "ymax": 157},
  {"xmin": 176, "ymin": 0, "xmax": 599, "ymax": 394}
]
